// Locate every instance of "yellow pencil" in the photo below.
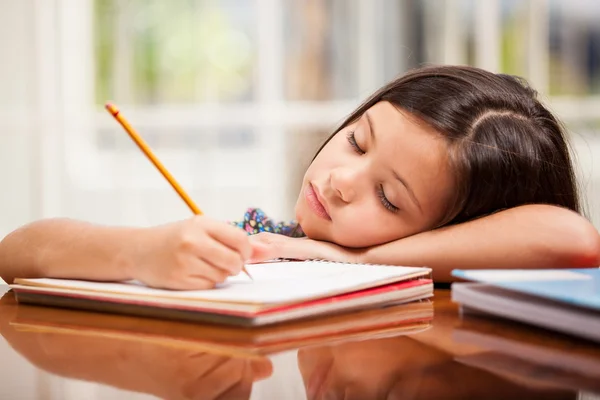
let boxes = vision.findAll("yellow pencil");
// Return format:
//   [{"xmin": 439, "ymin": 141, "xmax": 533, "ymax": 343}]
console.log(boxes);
[{"xmin": 105, "ymin": 103, "xmax": 253, "ymax": 281}]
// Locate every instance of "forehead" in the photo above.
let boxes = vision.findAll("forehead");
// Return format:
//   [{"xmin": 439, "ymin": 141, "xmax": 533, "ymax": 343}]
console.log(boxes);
[
  {"xmin": 365, "ymin": 101, "xmax": 453, "ymax": 207},
  {"xmin": 367, "ymin": 101, "xmax": 446, "ymax": 164}
]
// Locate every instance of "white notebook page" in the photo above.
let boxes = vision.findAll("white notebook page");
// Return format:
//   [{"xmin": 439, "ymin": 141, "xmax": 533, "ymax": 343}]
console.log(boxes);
[{"xmin": 16, "ymin": 261, "xmax": 430, "ymax": 305}]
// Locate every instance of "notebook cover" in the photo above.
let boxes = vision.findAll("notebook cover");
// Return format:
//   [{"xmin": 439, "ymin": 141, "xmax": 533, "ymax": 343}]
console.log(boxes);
[
  {"xmin": 12, "ymin": 279, "xmax": 432, "ymax": 327},
  {"xmin": 451, "ymin": 268, "xmax": 600, "ymax": 312}
]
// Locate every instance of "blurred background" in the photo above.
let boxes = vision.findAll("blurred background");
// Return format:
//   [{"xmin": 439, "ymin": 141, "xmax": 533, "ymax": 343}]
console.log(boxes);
[
  {"xmin": 1, "ymin": 1, "xmax": 600, "ymax": 399},
  {"xmin": 1, "ymin": 0, "xmax": 600, "ymax": 234}
]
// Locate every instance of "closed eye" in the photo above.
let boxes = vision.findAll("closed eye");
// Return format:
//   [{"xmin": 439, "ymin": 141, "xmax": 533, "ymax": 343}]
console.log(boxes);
[
  {"xmin": 346, "ymin": 131, "xmax": 365, "ymax": 155},
  {"xmin": 377, "ymin": 185, "xmax": 400, "ymax": 213}
]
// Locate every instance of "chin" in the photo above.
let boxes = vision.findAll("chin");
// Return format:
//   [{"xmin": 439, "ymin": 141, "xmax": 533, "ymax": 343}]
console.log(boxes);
[{"xmin": 297, "ymin": 220, "xmax": 327, "ymax": 241}]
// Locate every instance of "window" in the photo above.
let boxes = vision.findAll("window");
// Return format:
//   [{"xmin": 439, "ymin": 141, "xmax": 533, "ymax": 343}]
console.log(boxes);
[{"xmin": 9, "ymin": 0, "xmax": 599, "ymax": 228}]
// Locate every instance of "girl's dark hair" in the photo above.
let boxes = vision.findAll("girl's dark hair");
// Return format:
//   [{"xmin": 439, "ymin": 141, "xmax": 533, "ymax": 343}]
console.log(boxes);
[{"xmin": 313, "ymin": 65, "xmax": 581, "ymax": 226}]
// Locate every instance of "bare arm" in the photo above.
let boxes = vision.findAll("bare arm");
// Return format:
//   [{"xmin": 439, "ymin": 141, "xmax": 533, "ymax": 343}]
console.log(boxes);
[
  {"xmin": 359, "ymin": 205, "xmax": 600, "ymax": 282},
  {"xmin": 0, "ymin": 216, "xmax": 252, "ymax": 289},
  {"xmin": 0, "ymin": 219, "xmax": 142, "ymax": 284},
  {"xmin": 250, "ymin": 204, "xmax": 600, "ymax": 283}
]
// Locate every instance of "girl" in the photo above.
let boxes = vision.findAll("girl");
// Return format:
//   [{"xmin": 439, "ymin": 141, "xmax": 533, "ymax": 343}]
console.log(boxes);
[{"xmin": 0, "ymin": 65, "xmax": 598, "ymax": 288}]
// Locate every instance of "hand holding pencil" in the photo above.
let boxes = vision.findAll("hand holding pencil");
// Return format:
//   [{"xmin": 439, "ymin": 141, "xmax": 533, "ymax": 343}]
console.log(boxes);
[
  {"xmin": 126, "ymin": 216, "xmax": 253, "ymax": 290},
  {"xmin": 105, "ymin": 103, "xmax": 254, "ymax": 288}
]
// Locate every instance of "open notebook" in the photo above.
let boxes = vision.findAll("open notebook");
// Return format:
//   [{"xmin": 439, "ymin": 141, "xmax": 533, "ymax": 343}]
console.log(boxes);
[{"xmin": 10, "ymin": 260, "xmax": 433, "ymax": 327}]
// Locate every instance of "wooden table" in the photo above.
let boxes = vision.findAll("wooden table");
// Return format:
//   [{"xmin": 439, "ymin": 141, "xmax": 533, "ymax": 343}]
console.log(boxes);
[{"xmin": 0, "ymin": 286, "xmax": 598, "ymax": 400}]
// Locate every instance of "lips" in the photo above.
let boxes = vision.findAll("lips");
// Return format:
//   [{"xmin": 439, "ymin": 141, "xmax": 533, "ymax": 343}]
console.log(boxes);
[{"xmin": 305, "ymin": 183, "xmax": 331, "ymax": 220}]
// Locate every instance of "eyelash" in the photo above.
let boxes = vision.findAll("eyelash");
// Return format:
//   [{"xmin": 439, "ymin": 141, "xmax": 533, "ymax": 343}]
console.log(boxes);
[
  {"xmin": 346, "ymin": 131, "xmax": 364, "ymax": 155},
  {"xmin": 377, "ymin": 185, "xmax": 399, "ymax": 213},
  {"xmin": 346, "ymin": 131, "xmax": 399, "ymax": 213}
]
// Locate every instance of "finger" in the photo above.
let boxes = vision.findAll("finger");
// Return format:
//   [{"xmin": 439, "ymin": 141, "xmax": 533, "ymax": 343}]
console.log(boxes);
[
  {"xmin": 248, "ymin": 234, "xmax": 308, "ymax": 263},
  {"xmin": 216, "ymin": 361, "xmax": 255, "ymax": 400},
  {"xmin": 250, "ymin": 358, "xmax": 273, "ymax": 381},
  {"xmin": 199, "ymin": 358, "xmax": 250, "ymax": 400},
  {"xmin": 187, "ymin": 258, "xmax": 231, "ymax": 284},
  {"xmin": 187, "ymin": 353, "xmax": 231, "ymax": 376},
  {"xmin": 247, "ymin": 240, "xmax": 273, "ymax": 263},
  {"xmin": 167, "ymin": 274, "xmax": 215, "ymax": 291},
  {"xmin": 203, "ymin": 219, "xmax": 252, "ymax": 261},
  {"xmin": 195, "ymin": 237, "xmax": 244, "ymax": 276},
  {"xmin": 180, "ymin": 354, "xmax": 232, "ymax": 399}
]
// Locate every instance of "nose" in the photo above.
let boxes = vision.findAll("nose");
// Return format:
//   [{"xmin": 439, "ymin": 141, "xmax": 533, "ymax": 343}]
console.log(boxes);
[{"xmin": 329, "ymin": 167, "xmax": 361, "ymax": 203}]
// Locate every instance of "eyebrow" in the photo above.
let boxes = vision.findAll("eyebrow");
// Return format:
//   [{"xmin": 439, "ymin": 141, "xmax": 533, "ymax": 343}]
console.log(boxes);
[
  {"xmin": 366, "ymin": 112, "xmax": 376, "ymax": 145},
  {"xmin": 364, "ymin": 111, "xmax": 423, "ymax": 212},
  {"xmin": 393, "ymin": 171, "xmax": 423, "ymax": 212}
]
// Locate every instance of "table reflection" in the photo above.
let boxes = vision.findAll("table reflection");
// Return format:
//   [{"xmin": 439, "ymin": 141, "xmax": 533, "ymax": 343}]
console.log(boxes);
[
  {"xmin": 2, "ymin": 288, "xmax": 596, "ymax": 400},
  {"xmin": 0, "ymin": 293, "xmax": 272, "ymax": 400},
  {"xmin": 453, "ymin": 311, "xmax": 600, "ymax": 395},
  {"xmin": 0, "ymin": 291, "xmax": 432, "ymax": 399},
  {"xmin": 297, "ymin": 333, "xmax": 576, "ymax": 400}
]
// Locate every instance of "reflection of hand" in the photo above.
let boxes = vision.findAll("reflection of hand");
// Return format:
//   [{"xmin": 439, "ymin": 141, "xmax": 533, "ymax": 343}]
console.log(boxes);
[
  {"xmin": 0, "ymin": 294, "xmax": 272, "ymax": 400},
  {"xmin": 116, "ymin": 346, "xmax": 272, "ymax": 400}
]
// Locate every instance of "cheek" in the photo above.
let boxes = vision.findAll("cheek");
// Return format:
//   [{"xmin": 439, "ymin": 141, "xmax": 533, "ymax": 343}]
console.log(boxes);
[{"xmin": 306, "ymin": 135, "xmax": 347, "ymax": 173}]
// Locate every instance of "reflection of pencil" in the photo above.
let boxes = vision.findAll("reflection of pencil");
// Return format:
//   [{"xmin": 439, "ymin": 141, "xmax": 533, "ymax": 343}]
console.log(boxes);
[{"xmin": 105, "ymin": 103, "xmax": 253, "ymax": 281}]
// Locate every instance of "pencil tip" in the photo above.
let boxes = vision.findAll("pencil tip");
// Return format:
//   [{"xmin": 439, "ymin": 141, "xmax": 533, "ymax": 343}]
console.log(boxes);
[
  {"xmin": 243, "ymin": 266, "xmax": 254, "ymax": 280},
  {"xmin": 105, "ymin": 102, "xmax": 120, "ymax": 117}
]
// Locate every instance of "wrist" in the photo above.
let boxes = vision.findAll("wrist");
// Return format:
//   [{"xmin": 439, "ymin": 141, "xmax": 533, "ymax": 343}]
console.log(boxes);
[
  {"xmin": 357, "ymin": 234, "xmax": 424, "ymax": 267},
  {"xmin": 112, "ymin": 226, "xmax": 150, "ymax": 281}
]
